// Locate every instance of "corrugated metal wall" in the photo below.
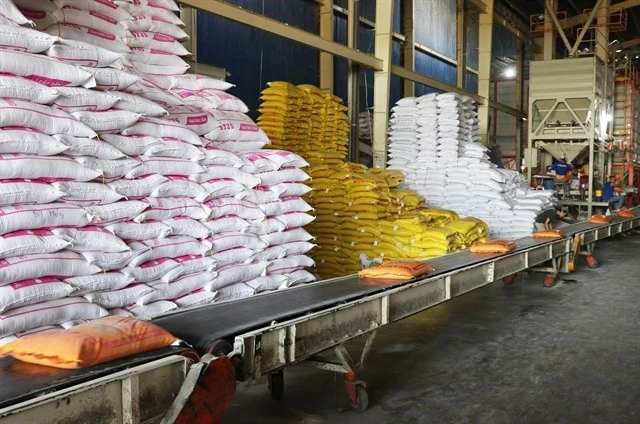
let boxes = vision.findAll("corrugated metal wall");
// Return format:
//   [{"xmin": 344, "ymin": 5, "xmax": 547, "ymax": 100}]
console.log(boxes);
[
  {"xmin": 195, "ymin": 0, "xmax": 490, "ymax": 112},
  {"xmin": 196, "ymin": 1, "xmax": 320, "ymax": 118}
]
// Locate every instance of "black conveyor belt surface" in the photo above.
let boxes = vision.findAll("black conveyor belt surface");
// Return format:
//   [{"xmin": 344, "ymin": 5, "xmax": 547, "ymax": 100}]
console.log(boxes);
[
  {"xmin": 0, "ymin": 346, "xmax": 186, "ymax": 408},
  {"xmin": 153, "ymin": 236, "xmax": 548, "ymax": 352}
]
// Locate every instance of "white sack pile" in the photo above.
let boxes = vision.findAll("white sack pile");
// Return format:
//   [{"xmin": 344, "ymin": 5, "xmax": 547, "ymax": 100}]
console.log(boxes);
[
  {"xmin": 0, "ymin": 0, "xmax": 315, "ymax": 344},
  {"xmin": 387, "ymin": 93, "xmax": 555, "ymax": 239}
]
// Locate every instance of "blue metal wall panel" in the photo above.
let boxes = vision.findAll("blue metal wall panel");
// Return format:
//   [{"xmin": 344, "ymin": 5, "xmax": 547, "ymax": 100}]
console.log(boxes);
[
  {"xmin": 466, "ymin": 15, "xmax": 479, "ymax": 69},
  {"xmin": 415, "ymin": 50, "xmax": 457, "ymax": 86},
  {"xmin": 466, "ymin": 74, "xmax": 478, "ymax": 93},
  {"xmin": 414, "ymin": 0, "xmax": 456, "ymax": 59},
  {"xmin": 219, "ymin": 0, "xmax": 320, "ymax": 33},
  {"xmin": 492, "ymin": 23, "xmax": 516, "ymax": 59},
  {"xmin": 196, "ymin": 5, "xmax": 319, "ymax": 118}
]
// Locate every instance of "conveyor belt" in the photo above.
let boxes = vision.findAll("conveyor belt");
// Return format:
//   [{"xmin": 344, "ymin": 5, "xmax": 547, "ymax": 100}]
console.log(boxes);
[
  {"xmin": 153, "ymin": 236, "xmax": 551, "ymax": 352},
  {"xmin": 0, "ymin": 346, "xmax": 187, "ymax": 408}
]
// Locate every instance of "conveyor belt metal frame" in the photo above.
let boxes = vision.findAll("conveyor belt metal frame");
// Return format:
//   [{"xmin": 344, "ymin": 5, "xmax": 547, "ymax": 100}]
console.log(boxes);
[{"xmin": 231, "ymin": 214, "xmax": 640, "ymax": 381}]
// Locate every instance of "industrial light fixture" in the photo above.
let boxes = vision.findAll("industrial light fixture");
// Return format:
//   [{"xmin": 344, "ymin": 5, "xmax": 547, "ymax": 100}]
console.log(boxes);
[
  {"xmin": 504, "ymin": 67, "xmax": 516, "ymax": 78},
  {"xmin": 616, "ymin": 49, "xmax": 622, "ymax": 53}
]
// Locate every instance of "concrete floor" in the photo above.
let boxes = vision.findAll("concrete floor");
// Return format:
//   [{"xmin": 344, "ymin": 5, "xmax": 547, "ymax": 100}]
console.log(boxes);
[{"xmin": 221, "ymin": 235, "xmax": 640, "ymax": 424}]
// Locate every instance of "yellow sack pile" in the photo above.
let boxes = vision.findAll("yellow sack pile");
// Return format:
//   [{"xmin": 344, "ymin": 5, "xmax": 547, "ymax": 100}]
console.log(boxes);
[
  {"xmin": 443, "ymin": 218, "xmax": 490, "ymax": 250},
  {"xmin": 258, "ymin": 82, "xmax": 349, "ymax": 166},
  {"xmin": 415, "ymin": 208, "xmax": 460, "ymax": 227}
]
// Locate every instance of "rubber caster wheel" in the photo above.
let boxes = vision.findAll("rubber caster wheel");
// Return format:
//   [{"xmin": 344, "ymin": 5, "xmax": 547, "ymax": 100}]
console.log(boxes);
[
  {"xmin": 503, "ymin": 274, "xmax": 517, "ymax": 285},
  {"xmin": 543, "ymin": 275, "xmax": 556, "ymax": 288},
  {"xmin": 269, "ymin": 372, "xmax": 284, "ymax": 400},
  {"xmin": 351, "ymin": 386, "xmax": 369, "ymax": 413},
  {"xmin": 586, "ymin": 257, "xmax": 599, "ymax": 269}
]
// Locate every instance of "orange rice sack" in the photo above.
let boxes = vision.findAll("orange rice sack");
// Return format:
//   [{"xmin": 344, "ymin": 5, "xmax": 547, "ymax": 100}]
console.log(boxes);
[
  {"xmin": 470, "ymin": 240, "xmax": 517, "ymax": 254},
  {"xmin": 617, "ymin": 208, "xmax": 635, "ymax": 218},
  {"xmin": 587, "ymin": 214, "xmax": 611, "ymax": 224},
  {"xmin": 533, "ymin": 229, "xmax": 566, "ymax": 239},
  {"xmin": 0, "ymin": 317, "xmax": 177, "ymax": 369},
  {"xmin": 358, "ymin": 260, "xmax": 433, "ymax": 280}
]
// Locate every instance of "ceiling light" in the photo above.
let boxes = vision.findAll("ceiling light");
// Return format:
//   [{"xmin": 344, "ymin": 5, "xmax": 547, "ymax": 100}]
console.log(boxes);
[
  {"xmin": 504, "ymin": 67, "xmax": 516, "ymax": 78},
  {"xmin": 616, "ymin": 49, "xmax": 622, "ymax": 53}
]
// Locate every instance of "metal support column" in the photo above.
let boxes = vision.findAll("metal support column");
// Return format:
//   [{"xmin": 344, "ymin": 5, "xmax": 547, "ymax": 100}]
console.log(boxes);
[
  {"xmin": 372, "ymin": 0, "xmax": 394, "ymax": 168},
  {"xmin": 320, "ymin": 0, "xmax": 334, "ymax": 91},
  {"xmin": 477, "ymin": 0, "xmax": 494, "ymax": 146},
  {"xmin": 403, "ymin": 0, "xmax": 415, "ymax": 96},
  {"xmin": 456, "ymin": 0, "xmax": 467, "ymax": 89},
  {"xmin": 347, "ymin": 0, "xmax": 361, "ymax": 163},
  {"xmin": 595, "ymin": 0, "xmax": 610, "ymax": 63},
  {"xmin": 515, "ymin": 37, "xmax": 524, "ymax": 166},
  {"xmin": 544, "ymin": 0, "xmax": 558, "ymax": 60}
]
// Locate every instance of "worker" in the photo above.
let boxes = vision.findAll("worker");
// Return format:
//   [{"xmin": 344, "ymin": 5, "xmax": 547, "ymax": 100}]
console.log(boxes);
[
  {"xmin": 551, "ymin": 156, "xmax": 572, "ymax": 183},
  {"xmin": 534, "ymin": 207, "xmax": 569, "ymax": 231},
  {"xmin": 578, "ymin": 160, "xmax": 602, "ymax": 200},
  {"xmin": 602, "ymin": 175, "xmax": 625, "ymax": 211}
]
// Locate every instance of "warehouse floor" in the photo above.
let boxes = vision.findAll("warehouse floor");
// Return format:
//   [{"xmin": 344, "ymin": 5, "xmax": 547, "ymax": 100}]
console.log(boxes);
[{"xmin": 221, "ymin": 235, "xmax": 640, "ymax": 424}]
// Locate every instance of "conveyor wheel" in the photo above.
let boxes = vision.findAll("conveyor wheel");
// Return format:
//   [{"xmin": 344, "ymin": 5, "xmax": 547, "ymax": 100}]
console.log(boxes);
[
  {"xmin": 543, "ymin": 274, "xmax": 557, "ymax": 288},
  {"xmin": 207, "ymin": 339, "xmax": 233, "ymax": 357},
  {"xmin": 268, "ymin": 371, "xmax": 284, "ymax": 400},
  {"xmin": 586, "ymin": 255, "xmax": 599, "ymax": 269},
  {"xmin": 352, "ymin": 386, "xmax": 369, "ymax": 413},
  {"xmin": 503, "ymin": 274, "xmax": 517, "ymax": 284}
]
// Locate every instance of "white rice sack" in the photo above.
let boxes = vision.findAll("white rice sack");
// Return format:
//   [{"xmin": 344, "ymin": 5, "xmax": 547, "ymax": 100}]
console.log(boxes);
[
  {"xmin": 203, "ymin": 110, "xmax": 269, "ymax": 143},
  {"xmin": 0, "ymin": 50, "xmax": 96, "ymax": 88},
  {"xmin": 130, "ymin": 60, "xmax": 189, "ymax": 77},
  {"xmin": 71, "ymin": 110, "xmax": 142, "ymax": 133},
  {"xmin": 0, "ymin": 75, "xmax": 60, "ymax": 104},
  {"xmin": 100, "ymin": 134, "xmax": 161, "ymax": 156},
  {"xmin": 0, "ymin": 181, "xmax": 65, "ymax": 206},
  {"xmin": 74, "ymin": 157, "xmax": 141, "ymax": 179},
  {"xmin": 137, "ymin": 271, "xmax": 215, "ymax": 305},
  {"xmin": 52, "ymin": 226, "xmax": 129, "ymax": 253},
  {"xmin": 268, "ymin": 255, "xmax": 315, "ymax": 274},
  {"xmin": 84, "ymin": 283, "xmax": 153, "ymax": 309},
  {"xmin": 55, "ymin": 135, "xmax": 125, "ymax": 159},
  {"xmin": 0, "ymin": 278, "xmax": 75, "ymax": 314},
  {"xmin": 82, "ymin": 66, "xmax": 141, "ymax": 91},
  {"xmin": 123, "ymin": 300, "xmax": 177, "ymax": 318},
  {"xmin": 163, "ymin": 218, "xmax": 211, "ymax": 239},
  {"xmin": 52, "ymin": 87, "xmax": 121, "ymax": 112},
  {"xmin": 0, "ymin": 297, "xmax": 108, "ymax": 337},
  {"xmin": 53, "ymin": 181, "xmax": 123, "ymax": 206},
  {"xmin": 0, "ymin": 100, "xmax": 96, "ymax": 137},
  {"xmin": 126, "ymin": 31, "xmax": 189, "ymax": 56},
  {"xmin": 121, "ymin": 258, "xmax": 183, "ymax": 284},
  {"xmin": 0, "ymin": 230, "xmax": 70, "ymax": 259},
  {"xmin": 173, "ymin": 289, "xmax": 214, "ymax": 308},
  {"xmin": 201, "ymin": 148, "xmax": 246, "ymax": 168},
  {"xmin": 203, "ymin": 216, "xmax": 250, "ymax": 235},
  {"xmin": 45, "ymin": 23, "xmax": 130, "ymax": 54},
  {"xmin": 121, "ymin": 117, "xmax": 202, "ymax": 146},
  {"xmin": 149, "ymin": 178, "xmax": 208, "ymax": 200},
  {"xmin": 175, "ymin": 255, "xmax": 217, "ymax": 274},
  {"xmin": 207, "ymin": 262, "xmax": 267, "ymax": 291},
  {"xmin": 259, "ymin": 196, "xmax": 313, "ymax": 216},
  {"xmin": 0, "ymin": 130, "xmax": 69, "ymax": 156},
  {"xmin": 246, "ymin": 217, "xmax": 286, "ymax": 236},
  {"xmin": 239, "ymin": 150, "xmax": 308, "ymax": 173},
  {"xmin": 108, "ymin": 308, "xmax": 134, "ymax": 318},
  {"xmin": 165, "ymin": 108, "xmax": 221, "ymax": 136},
  {"xmin": 105, "ymin": 221, "xmax": 172, "ymax": 241},
  {"xmin": 284, "ymin": 269, "xmax": 317, "ymax": 285},
  {"xmin": 261, "ymin": 228, "xmax": 314, "ymax": 246},
  {"xmin": 50, "ymin": 8, "xmax": 128, "ymax": 38},
  {"xmin": 195, "ymin": 166, "xmax": 261, "ymax": 188},
  {"xmin": 244, "ymin": 275, "xmax": 289, "ymax": 293},
  {"xmin": 214, "ymin": 283, "xmax": 254, "ymax": 302},
  {"xmin": 126, "ymin": 157, "xmax": 205, "ymax": 179},
  {"xmin": 0, "ymin": 252, "xmax": 101, "ymax": 286},
  {"xmin": 134, "ymin": 197, "xmax": 208, "ymax": 222},
  {"xmin": 84, "ymin": 200, "xmax": 149, "ymax": 224},
  {"xmin": 207, "ymin": 140, "xmax": 267, "ymax": 153},
  {"xmin": 198, "ymin": 180, "xmax": 246, "ymax": 201},
  {"xmin": 115, "ymin": 91, "xmax": 168, "ymax": 117},
  {"xmin": 79, "ymin": 248, "xmax": 148, "ymax": 270},
  {"xmin": 159, "ymin": 74, "xmax": 233, "ymax": 91},
  {"xmin": 52, "ymin": 0, "xmax": 133, "ymax": 21},
  {"xmin": 128, "ymin": 236, "xmax": 210, "ymax": 267},
  {"xmin": 204, "ymin": 197, "xmax": 265, "ymax": 221},
  {"xmin": 0, "ymin": 203, "xmax": 96, "ymax": 235},
  {"xmin": 108, "ymin": 175, "xmax": 169, "ymax": 199},
  {"xmin": 253, "ymin": 245, "xmax": 288, "ymax": 262},
  {"xmin": 45, "ymin": 38, "xmax": 123, "ymax": 68},
  {"xmin": 209, "ymin": 247, "xmax": 255, "ymax": 268},
  {"xmin": 65, "ymin": 273, "xmax": 134, "ymax": 296},
  {"xmin": 0, "ymin": 1, "xmax": 32, "ymax": 25},
  {"xmin": 279, "ymin": 241, "xmax": 316, "ymax": 256},
  {"xmin": 205, "ymin": 232, "xmax": 268, "ymax": 253}
]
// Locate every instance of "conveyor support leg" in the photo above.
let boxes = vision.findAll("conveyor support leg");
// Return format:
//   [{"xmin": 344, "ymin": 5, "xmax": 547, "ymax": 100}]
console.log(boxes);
[{"xmin": 267, "ymin": 370, "xmax": 284, "ymax": 400}]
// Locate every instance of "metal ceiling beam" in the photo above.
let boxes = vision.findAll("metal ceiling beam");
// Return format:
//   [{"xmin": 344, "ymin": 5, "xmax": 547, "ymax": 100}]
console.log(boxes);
[
  {"xmin": 177, "ymin": 0, "xmax": 383, "ymax": 70},
  {"xmin": 613, "ymin": 37, "xmax": 640, "ymax": 51},
  {"xmin": 467, "ymin": 0, "xmax": 488, "ymax": 13},
  {"xmin": 563, "ymin": 0, "xmax": 640, "ymax": 28}
]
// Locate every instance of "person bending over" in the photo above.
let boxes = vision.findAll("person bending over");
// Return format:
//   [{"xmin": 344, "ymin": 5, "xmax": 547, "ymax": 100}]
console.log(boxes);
[
  {"xmin": 551, "ymin": 156, "xmax": 572, "ymax": 183},
  {"xmin": 535, "ymin": 207, "xmax": 568, "ymax": 231}
]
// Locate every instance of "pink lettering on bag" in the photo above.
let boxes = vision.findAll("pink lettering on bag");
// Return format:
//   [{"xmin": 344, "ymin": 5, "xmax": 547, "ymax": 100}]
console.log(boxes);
[
  {"xmin": 90, "ymin": 11, "xmax": 117, "ymax": 24},
  {"xmin": 153, "ymin": 33, "xmax": 175, "ymax": 43},
  {"xmin": 9, "ymin": 278, "xmax": 53, "ymax": 290},
  {"xmin": 96, "ymin": 0, "xmax": 119, "ymax": 10},
  {"xmin": 239, "ymin": 124, "xmax": 259, "ymax": 132},
  {"xmin": 88, "ymin": 28, "xmax": 116, "ymax": 41},
  {"xmin": 24, "ymin": 75, "xmax": 71, "ymax": 87},
  {"xmin": 186, "ymin": 115, "xmax": 208, "ymax": 125},
  {"xmin": 149, "ymin": 49, "xmax": 173, "ymax": 55}
]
